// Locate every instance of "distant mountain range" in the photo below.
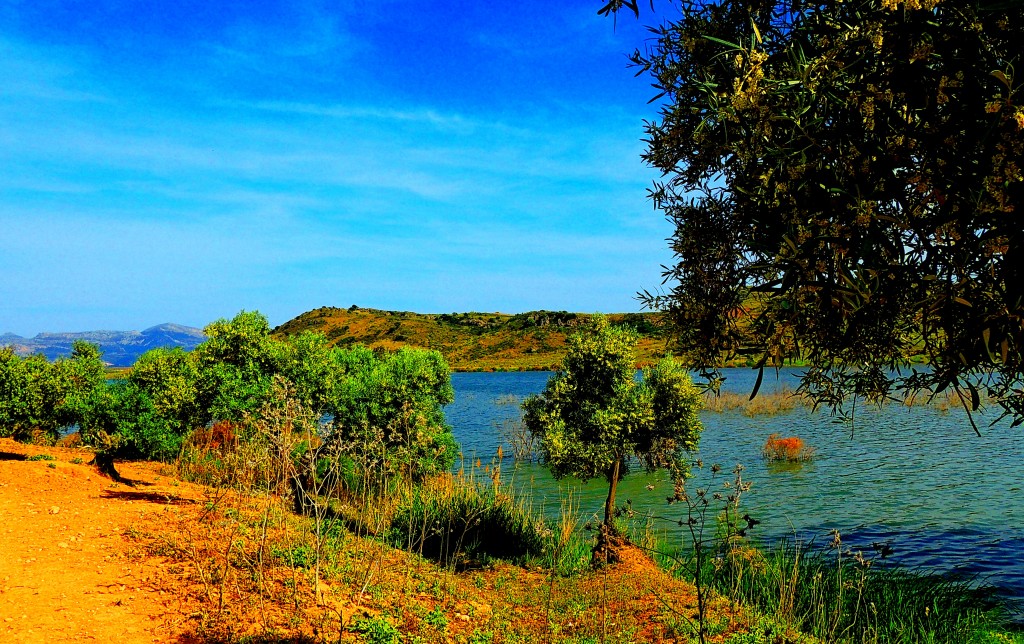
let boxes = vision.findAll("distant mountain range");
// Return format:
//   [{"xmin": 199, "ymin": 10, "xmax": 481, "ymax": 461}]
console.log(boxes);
[{"xmin": 0, "ymin": 323, "xmax": 206, "ymax": 367}]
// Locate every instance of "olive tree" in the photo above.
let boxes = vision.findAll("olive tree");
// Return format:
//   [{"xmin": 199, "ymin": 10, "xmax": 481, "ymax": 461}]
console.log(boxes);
[
  {"xmin": 0, "ymin": 349, "xmax": 45, "ymax": 439},
  {"xmin": 128, "ymin": 347, "xmax": 204, "ymax": 436},
  {"xmin": 523, "ymin": 316, "xmax": 703, "ymax": 561},
  {"xmin": 605, "ymin": 0, "xmax": 1024, "ymax": 426},
  {"xmin": 77, "ymin": 381, "xmax": 181, "ymax": 479},
  {"xmin": 72, "ymin": 312, "xmax": 280, "ymax": 480},
  {"xmin": 329, "ymin": 345, "xmax": 458, "ymax": 482},
  {"xmin": 0, "ymin": 341, "xmax": 105, "ymax": 442},
  {"xmin": 192, "ymin": 310, "xmax": 281, "ymax": 422}
]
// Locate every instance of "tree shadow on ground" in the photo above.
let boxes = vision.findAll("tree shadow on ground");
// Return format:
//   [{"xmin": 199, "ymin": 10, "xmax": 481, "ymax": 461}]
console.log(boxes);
[
  {"xmin": 100, "ymin": 489, "xmax": 197, "ymax": 506},
  {"xmin": 174, "ymin": 635, "xmax": 318, "ymax": 643},
  {"xmin": 0, "ymin": 451, "xmax": 27, "ymax": 461}
]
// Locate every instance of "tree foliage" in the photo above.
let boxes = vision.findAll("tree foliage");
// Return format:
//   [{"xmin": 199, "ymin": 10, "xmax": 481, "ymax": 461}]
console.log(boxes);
[
  {"xmin": 329, "ymin": 346, "xmax": 458, "ymax": 480},
  {"xmin": 0, "ymin": 341, "xmax": 105, "ymax": 442},
  {"xmin": 128, "ymin": 347, "xmax": 204, "ymax": 436},
  {"xmin": 78, "ymin": 382, "xmax": 181, "ymax": 463},
  {"xmin": 2, "ymin": 310, "xmax": 459, "ymax": 483},
  {"xmin": 618, "ymin": 0, "xmax": 1024, "ymax": 424},
  {"xmin": 523, "ymin": 316, "xmax": 703, "ymax": 544},
  {"xmin": 0, "ymin": 349, "xmax": 45, "ymax": 439}
]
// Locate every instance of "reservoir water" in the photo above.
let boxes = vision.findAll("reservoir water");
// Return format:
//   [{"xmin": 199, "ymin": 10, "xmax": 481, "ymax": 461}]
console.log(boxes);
[{"xmin": 444, "ymin": 369, "xmax": 1024, "ymax": 618}]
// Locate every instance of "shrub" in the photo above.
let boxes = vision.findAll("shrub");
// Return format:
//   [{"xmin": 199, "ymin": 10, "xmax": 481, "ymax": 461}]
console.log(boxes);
[
  {"xmin": 351, "ymin": 616, "xmax": 400, "ymax": 644},
  {"xmin": 177, "ymin": 380, "xmax": 320, "ymax": 498},
  {"xmin": 78, "ymin": 382, "xmax": 185, "ymax": 461},
  {"xmin": 0, "ymin": 342, "xmax": 105, "ymax": 442},
  {"xmin": 329, "ymin": 346, "xmax": 458, "ymax": 482},
  {"xmin": 389, "ymin": 475, "xmax": 546, "ymax": 566},
  {"xmin": 187, "ymin": 420, "xmax": 239, "ymax": 455},
  {"xmin": 524, "ymin": 316, "xmax": 702, "ymax": 561},
  {"xmin": 762, "ymin": 433, "xmax": 815, "ymax": 462}
]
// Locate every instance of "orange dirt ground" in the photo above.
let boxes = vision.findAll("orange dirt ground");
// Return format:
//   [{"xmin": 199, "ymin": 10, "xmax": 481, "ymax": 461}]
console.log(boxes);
[
  {"xmin": 0, "ymin": 437, "xmax": 747, "ymax": 643},
  {"xmin": 0, "ymin": 438, "xmax": 205, "ymax": 643}
]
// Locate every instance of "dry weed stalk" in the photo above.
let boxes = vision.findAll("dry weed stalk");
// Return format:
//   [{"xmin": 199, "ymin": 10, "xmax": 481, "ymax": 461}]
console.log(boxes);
[{"xmin": 702, "ymin": 389, "xmax": 809, "ymax": 416}]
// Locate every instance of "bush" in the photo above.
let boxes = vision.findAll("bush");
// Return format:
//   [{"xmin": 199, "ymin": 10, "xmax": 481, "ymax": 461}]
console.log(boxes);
[
  {"xmin": 0, "ymin": 342, "xmax": 105, "ymax": 442},
  {"xmin": 78, "ymin": 382, "xmax": 184, "ymax": 463},
  {"xmin": 177, "ymin": 380, "xmax": 320, "ymax": 497},
  {"xmin": 762, "ymin": 433, "xmax": 815, "ymax": 462},
  {"xmin": 329, "ymin": 346, "xmax": 458, "ymax": 482},
  {"xmin": 389, "ymin": 475, "xmax": 546, "ymax": 566},
  {"xmin": 351, "ymin": 616, "xmax": 400, "ymax": 644}
]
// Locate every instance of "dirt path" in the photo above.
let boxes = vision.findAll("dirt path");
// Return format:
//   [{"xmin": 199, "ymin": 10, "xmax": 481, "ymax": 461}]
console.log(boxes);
[{"xmin": 0, "ymin": 439, "xmax": 204, "ymax": 643}]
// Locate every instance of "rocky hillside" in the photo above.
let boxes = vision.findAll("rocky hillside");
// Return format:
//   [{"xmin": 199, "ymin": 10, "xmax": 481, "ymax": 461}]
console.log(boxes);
[
  {"xmin": 274, "ymin": 306, "xmax": 673, "ymax": 371},
  {"xmin": 1, "ymin": 323, "xmax": 206, "ymax": 366}
]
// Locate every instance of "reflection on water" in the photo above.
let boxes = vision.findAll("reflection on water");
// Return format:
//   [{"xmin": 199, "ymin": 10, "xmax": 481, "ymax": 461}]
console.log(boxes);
[{"xmin": 445, "ymin": 369, "xmax": 1024, "ymax": 617}]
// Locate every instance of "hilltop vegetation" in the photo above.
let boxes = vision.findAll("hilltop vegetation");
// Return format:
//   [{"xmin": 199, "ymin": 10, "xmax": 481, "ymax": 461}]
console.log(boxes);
[{"xmin": 274, "ymin": 306, "xmax": 679, "ymax": 371}]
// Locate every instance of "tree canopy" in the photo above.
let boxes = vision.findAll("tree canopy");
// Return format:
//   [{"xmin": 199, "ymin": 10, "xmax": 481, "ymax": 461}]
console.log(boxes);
[
  {"xmin": 613, "ymin": 0, "xmax": 1024, "ymax": 425},
  {"xmin": 2, "ymin": 311, "xmax": 458, "ymax": 483},
  {"xmin": 0, "ymin": 341, "xmax": 104, "ymax": 442}
]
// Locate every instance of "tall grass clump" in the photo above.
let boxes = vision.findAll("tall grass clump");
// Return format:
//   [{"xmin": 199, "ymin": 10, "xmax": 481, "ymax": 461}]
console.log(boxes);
[
  {"xmin": 703, "ymin": 389, "xmax": 808, "ymax": 416},
  {"xmin": 541, "ymin": 490, "xmax": 593, "ymax": 577},
  {"xmin": 677, "ymin": 534, "xmax": 1017, "ymax": 644},
  {"xmin": 388, "ymin": 471, "xmax": 547, "ymax": 567}
]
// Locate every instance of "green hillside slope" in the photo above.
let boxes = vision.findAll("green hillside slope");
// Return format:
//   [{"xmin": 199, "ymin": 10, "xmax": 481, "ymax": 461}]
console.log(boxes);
[{"xmin": 273, "ymin": 306, "xmax": 674, "ymax": 371}]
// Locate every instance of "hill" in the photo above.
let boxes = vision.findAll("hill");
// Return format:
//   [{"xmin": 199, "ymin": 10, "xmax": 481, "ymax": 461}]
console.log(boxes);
[
  {"xmin": 1, "ymin": 323, "xmax": 206, "ymax": 366},
  {"xmin": 274, "ymin": 306, "xmax": 674, "ymax": 371}
]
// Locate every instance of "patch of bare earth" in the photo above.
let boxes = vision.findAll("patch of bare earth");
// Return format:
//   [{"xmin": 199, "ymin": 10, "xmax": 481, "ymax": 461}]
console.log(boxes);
[{"xmin": 0, "ymin": 438, "xmax": 206, "ymax": 643}]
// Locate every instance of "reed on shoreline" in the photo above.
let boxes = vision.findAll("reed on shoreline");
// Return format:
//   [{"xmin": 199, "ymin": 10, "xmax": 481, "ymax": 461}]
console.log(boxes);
[
  {"xmin": 703, "ymin": 386, "xmax": 979, "ymax": 417},
  {"xmin": 654, "ymin": 535, "xmax": 1020, "ymax": 644}
]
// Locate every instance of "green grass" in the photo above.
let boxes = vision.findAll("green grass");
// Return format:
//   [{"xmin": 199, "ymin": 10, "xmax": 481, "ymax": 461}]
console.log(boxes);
[
  {"xmin": 387, "ymin": 478, "xmax": 547, "ymax": 566},
  {"xmin": 661, "ymin": 538, "xmax": 1022, "ymax": 644},
  {"xmin": 351, "ymin": 615, "xmax": 401, "ymax": 644}
]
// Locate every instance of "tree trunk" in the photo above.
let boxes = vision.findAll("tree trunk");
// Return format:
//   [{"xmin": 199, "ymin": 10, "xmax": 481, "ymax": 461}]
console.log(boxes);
[
  {"xmin": 593, "ymin": 457, "xmax": 624, "ymax": 567},
  {"xmin": 289, "ymin": 475, "xmax": 315, "ymax": 516},
  {"xmin": 90, "ymin": 451, "xmax": 129, "ymax": 485},
  {"xmin": 603, "ymin": 457, "xmax": 621, "ymax": 532}
]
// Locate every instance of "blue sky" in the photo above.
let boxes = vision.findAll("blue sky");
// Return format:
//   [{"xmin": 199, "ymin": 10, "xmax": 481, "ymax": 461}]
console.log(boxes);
[{"xmin": 1, "ymin": 0, "xmax": 675, "ymax": 335}]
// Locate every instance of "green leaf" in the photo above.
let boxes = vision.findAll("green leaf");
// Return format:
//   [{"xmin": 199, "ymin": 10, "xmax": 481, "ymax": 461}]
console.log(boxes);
[
  {"xmin": 991, "ymin": 69, "xmax": 1011, "ymax": 88},
  {"xmin": 702, "ymin": 35, "xmax": 741, "ymax": 49}
]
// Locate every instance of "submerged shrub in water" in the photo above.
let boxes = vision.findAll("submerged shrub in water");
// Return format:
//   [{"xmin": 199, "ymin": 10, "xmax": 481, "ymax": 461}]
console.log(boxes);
[{"xmin": 762, "ymin": 433, "xmax": 815, "ymax": 462}]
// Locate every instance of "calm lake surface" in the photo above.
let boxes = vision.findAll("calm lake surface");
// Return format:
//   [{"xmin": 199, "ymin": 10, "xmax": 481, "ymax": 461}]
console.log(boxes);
[{"xmin": 445, "ymin": 369, "xmax": 1024, "ymax": 617}]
